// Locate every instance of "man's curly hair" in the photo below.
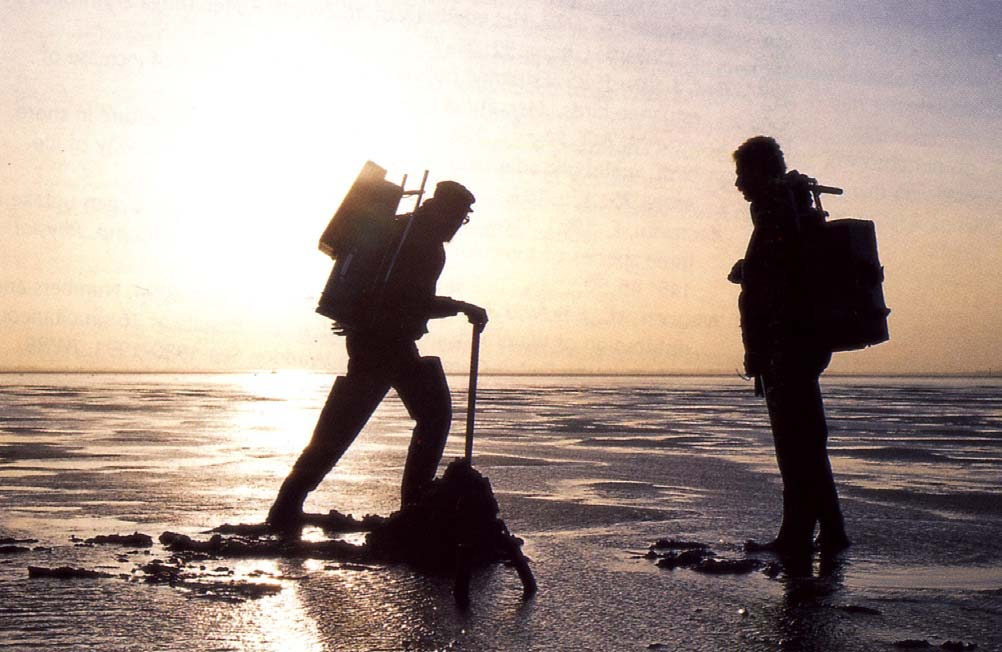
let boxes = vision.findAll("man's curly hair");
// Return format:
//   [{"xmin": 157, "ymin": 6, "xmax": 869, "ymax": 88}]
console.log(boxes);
[{"xmin": 733, "ymin": 136, "xmax": 787, "ymax": 178}]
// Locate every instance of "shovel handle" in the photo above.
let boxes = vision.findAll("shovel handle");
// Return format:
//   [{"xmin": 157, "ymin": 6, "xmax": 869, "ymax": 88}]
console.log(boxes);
[{"xmin": 465, "ymin": 324, "xmax": 480, "ymax": 462}]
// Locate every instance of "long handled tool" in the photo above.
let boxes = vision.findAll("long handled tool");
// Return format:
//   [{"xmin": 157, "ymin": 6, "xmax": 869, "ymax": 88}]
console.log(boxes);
[
  {"xmin": 464, "ymin": 324, "xmax": 481, "ymax": 463},
  {"xmin": 452, "ymin": 324, "xmax": 537, "ymax": 606}
]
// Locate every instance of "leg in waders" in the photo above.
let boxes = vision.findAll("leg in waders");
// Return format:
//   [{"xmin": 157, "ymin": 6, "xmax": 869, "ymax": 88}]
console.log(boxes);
[
  {"xmin": 761, "ymin": 364, "xmax": 848, "ymax": 557},
  {"xmin": 763, "ymin": 371, "xmax": 822, "ymax": 554},
  {"xmin": 396, "ymin": 356, "xmax": 452, "ymax": 507},
  {"xmin": 267, "ymin": 371, "xmax": 389, "ymax": 532},
  {"xmin": 267, "ymin": 335, "xmax": 454, "ymax": 530}
]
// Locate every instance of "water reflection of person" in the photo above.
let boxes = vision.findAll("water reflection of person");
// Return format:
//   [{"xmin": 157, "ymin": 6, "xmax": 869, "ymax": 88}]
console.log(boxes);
[
  {"xmin": 728, "ymin": 136, "xmax": 850, "ymax": 560},
  {"xmin": 267, "ymin": 181, "xmax": 487, "ymax": 532},
  {"xmin": 770, "ymin": 556, "xmax": 847, "ymax": 648}
]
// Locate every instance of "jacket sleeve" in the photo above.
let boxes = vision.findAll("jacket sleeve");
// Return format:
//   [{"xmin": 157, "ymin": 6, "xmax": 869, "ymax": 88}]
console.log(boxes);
[{"xmin": 379, "ymin": 239, "xmax": 448, "ymax": 335}]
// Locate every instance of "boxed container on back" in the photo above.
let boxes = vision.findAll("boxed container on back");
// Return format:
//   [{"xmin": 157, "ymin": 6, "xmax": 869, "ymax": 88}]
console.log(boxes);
[
  {"xmin": 316, "ymin": 162, "xmax": 404, "ymax": 327},
  {"xmin": 809, "ymin": 218, "xmax": 890, "ymax": 352}
]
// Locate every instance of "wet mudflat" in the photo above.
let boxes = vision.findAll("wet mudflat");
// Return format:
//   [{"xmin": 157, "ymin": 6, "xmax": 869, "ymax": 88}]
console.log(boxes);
[{"xmin": 2, "ymin": 373, "xmax": 1001, "ymax": 650}]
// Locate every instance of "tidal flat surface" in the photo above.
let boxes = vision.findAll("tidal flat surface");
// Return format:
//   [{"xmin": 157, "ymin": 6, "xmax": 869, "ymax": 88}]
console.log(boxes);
[{"xmin": 1, "ymin": 373, "xmax": 1001, "ymax": 650}]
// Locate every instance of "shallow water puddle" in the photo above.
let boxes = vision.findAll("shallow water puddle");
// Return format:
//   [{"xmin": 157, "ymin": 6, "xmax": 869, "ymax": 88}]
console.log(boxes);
[{"xmin": 851, "ymin": 565, "xmax": 1002, "ymax": 591}]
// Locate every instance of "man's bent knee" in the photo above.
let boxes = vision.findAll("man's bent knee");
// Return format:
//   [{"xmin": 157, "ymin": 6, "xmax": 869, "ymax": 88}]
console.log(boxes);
[{"xmin": 405, "ymin": 356, "xmax": 452, "ymax": 425}]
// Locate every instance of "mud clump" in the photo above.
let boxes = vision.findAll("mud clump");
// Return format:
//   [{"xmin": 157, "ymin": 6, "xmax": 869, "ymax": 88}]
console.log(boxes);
[
  {"xmin": 367, "ymin": 459, "xmax": 523, "ymax": 572},
  {"xmin": 159, "ymin": 531, "xmax": 367, "ymax": 562},
  {"xmin": 211, "ymin": 511, "xmax": 385, "ymax": 537},
  {"xmin": 133, "ymin": 558, "xmax": 281, "ymax": 603},
  {"xmin": 691, "ymin": 557, "xmax": 763, "ymax": 575},
  {"xmin": 646, "ymin": 537, "xmax": 766, "ymax": 576},
  {"xmin": 86, "ymin": 533, "xmax": 154, "ymax": 547},
  {"xmin": 1, "ymin": 545, "xmax": 31, "ymax": 555},
  {"xmin": 161, "ymin": 459, "xmax": 536, "ymax": 603},
  {"xmin": 28, "ymin": 566, "xmax": 114, "ymax": 579},
  {"xmin": 164, "ymin": 460, "xmax": 527, "ymax": 574},
  {"xmin": 655, "ymin": 548, "xmax": 714, "ymax": 569}
]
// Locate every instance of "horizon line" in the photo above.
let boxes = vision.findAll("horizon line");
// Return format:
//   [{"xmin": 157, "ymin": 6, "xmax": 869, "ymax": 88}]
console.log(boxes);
[{"xmin": 2, "ymin": 369, "xmax": 1001, "ymax": 379}]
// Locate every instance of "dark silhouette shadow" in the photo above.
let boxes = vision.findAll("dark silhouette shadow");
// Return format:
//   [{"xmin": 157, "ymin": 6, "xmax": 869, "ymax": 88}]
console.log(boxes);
[
  {"xmin": 729, "ymin": 136, "xmax": 890, "ymax": 557},
  {"xmin": 269, "ymin": 166, "xmax": 485, "ymax": 530},
  {"xmin": 254, "ymin": 163, "xmax": 533, "ymax": 604}
]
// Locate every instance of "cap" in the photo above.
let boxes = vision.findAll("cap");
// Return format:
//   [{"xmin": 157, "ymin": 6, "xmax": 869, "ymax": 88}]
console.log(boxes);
[{"xmin": 433, "ymin": 180, "xmax": 475, "ymax": 211}]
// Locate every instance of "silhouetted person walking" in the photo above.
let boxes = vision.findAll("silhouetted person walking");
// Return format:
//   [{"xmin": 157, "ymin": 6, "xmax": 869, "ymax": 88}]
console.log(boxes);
[
  {"xmin": 268, "ymin": 181, "xmax": 487, "ymax": 532},
  {"xmin": 728, "ymin": 136, "xmax": 850, "ymax": 558}
]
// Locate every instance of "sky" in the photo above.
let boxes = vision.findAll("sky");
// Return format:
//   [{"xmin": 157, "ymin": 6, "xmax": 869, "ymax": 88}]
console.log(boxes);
[{"xmin": 2, "ymin": 1, "xmax": 1001, "ymax": 375}]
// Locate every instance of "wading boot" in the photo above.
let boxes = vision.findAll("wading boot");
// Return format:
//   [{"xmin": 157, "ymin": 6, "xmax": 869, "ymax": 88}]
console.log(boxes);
[{"xmin": 266, "ymin": 479, "xmax": 308, "ymax": 535}]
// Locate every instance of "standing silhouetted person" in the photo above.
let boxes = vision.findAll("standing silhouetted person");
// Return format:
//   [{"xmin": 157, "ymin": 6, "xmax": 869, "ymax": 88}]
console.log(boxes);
[
  {"xmin": 267, "ymin": 181, "xmax": 487, "ymax": 532},
  {"xmin": 729, "ymin": 136, "xmax": 850, "ymax": 558}
]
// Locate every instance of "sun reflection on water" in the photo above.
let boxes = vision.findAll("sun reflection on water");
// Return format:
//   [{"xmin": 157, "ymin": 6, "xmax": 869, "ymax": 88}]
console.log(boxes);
[
  {"xmin": 225, "ymin": 371, "xmax": 329, "ymax": 455},
  {"xmin": 237, "ymin": 583, "xmax": 327, "ymax": 652}
]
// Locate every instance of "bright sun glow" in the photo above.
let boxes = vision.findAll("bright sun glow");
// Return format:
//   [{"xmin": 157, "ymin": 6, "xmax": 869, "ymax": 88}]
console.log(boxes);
[
  {"xmin": 4, "ymin": 3, "xmax": 1001, "ymax": 374},
  {"xmin": 136, "ymin": 17, "xmax": 449, "ymax": 328},
  {"xmin": 226, "ymin": 371, "xmax": 327, "ymax": 455}
]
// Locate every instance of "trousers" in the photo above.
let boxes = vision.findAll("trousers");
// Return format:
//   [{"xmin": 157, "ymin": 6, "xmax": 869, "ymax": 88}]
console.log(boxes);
[
  {"xmin": 761, "ymin": 367, "xmax": 845, "ymax": 548},
  {"xmin": 282, "ymin": 334, "xmax": 452, "ymax": 507}
]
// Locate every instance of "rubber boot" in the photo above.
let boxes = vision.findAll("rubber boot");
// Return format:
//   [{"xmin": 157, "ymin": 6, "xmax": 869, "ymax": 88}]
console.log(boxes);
[
  {"xmin": 815, "ymin": 470, "xmax": 850, "ymax": 553},
  {"xmin": 266, "ymin": 476, "xmax": 310, "ymax": 533},
  {"xmin": 762, "ymin": 371, "xmax": 820, "ymax": 556},
  {"xmin": 397, "ymin": 357, "xmax": 452, "ymax": 507},
  {"xmin": 266, "ymin": 374, "xmax": 388, "ymax": 530}
]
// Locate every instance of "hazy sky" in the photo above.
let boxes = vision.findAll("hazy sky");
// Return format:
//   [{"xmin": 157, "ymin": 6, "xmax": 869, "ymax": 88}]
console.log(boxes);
[{"xmin": 3, "ymin": 1, "xmax": 1001, "ymax": 375}]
